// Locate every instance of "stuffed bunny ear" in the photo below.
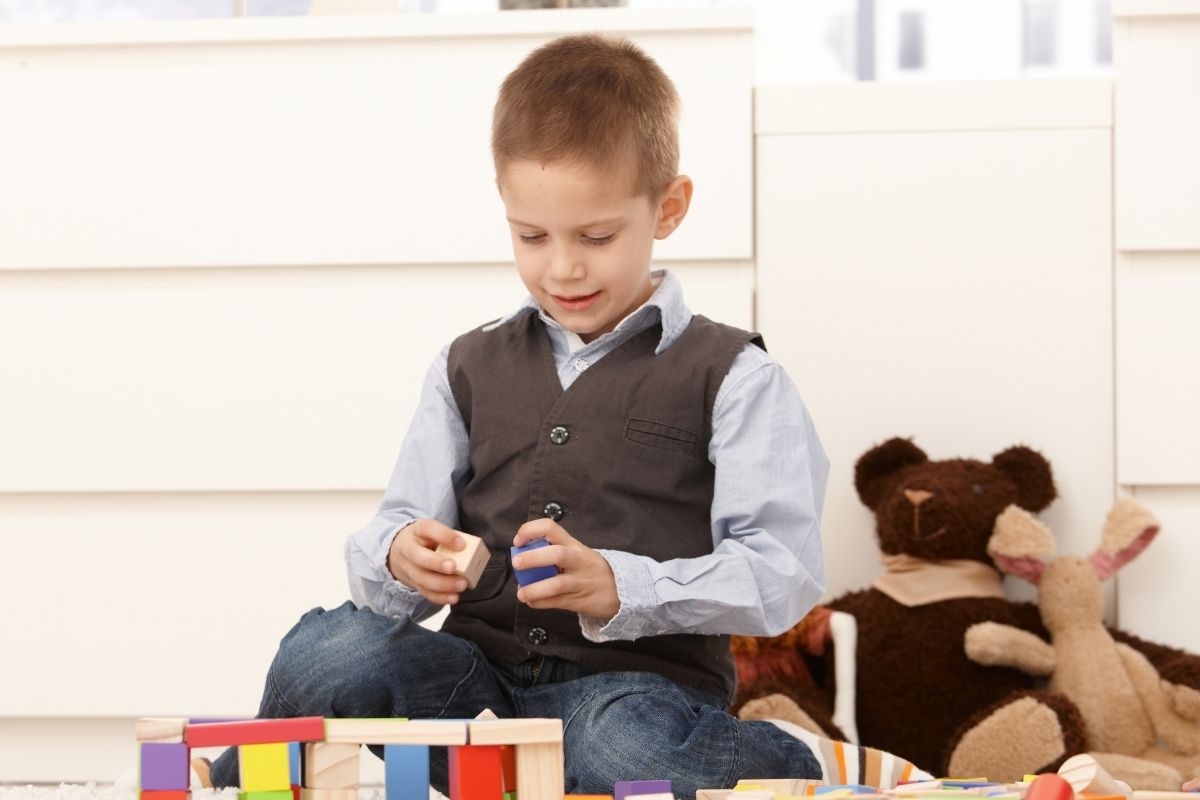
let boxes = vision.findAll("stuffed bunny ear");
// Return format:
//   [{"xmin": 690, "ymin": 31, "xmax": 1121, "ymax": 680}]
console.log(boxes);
[
  {"xmin": 989, "ymin": 504, "xmax": 1055, "ymax": 584},
  {"xmin": 1090, "ymin": 498, "xmax": 1160, "ymax": 581}
]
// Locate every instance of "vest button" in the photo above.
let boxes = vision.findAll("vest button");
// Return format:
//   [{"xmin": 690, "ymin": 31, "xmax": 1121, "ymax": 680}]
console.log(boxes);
[
  {"xmin": 543, "ymin": 502, "xmax": 565, "ymax": 521},
  {"xmin": 549, "ymin": 425, "xmax": 570, "ymax": 445},
  {"xmin": 527, "ymin": 627, "xmax": 549, "ymax": 646}
]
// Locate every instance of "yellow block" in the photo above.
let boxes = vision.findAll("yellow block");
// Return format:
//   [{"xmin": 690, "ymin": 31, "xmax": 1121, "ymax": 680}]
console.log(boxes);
[{"xmin": 239, "ymin": 742, "xmax": 292, "ymax": 792}]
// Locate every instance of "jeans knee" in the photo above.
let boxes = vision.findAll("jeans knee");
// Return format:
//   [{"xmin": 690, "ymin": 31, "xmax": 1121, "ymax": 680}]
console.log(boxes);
[
  {"xmin": 266, "ymin": 601, "xmax": 408, "ymax": 716},
  {"xmin": 562, "ymin": 675, "xmax": 738, "ymax": 794}
]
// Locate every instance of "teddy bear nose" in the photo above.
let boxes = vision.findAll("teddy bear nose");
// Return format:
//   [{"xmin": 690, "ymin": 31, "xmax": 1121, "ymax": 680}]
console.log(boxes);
[{"xmin": 904, "ymin": 489, "xmax": 933, "ymax": 507}]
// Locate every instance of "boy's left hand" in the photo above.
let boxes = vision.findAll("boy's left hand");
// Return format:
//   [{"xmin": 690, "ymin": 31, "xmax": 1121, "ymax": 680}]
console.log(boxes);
[{"xmin": 512, "ymin": 519, "xmax": 620, "ymax": 621}]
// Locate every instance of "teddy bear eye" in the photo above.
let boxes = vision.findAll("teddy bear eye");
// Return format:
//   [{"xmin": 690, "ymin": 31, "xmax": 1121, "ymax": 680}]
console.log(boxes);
[{"xmin": 972, "ymin": 483, "xmax": 984, "ymax": 495}]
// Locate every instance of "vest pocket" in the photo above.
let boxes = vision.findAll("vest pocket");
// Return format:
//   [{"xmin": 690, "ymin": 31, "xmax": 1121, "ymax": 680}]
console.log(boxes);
[
  {"xmin": 624, "ymin": 418, "xmax": 698, "ymax": 455},
  {"xmin": 457, "ymin": 551, "xmax": 509, "ymax": 604}
]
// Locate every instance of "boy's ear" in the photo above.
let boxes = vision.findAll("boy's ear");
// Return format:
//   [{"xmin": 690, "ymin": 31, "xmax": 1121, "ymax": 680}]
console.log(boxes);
[{"xmin": 655, "ymin": 175, "xmax": 693, "ymax": 239}]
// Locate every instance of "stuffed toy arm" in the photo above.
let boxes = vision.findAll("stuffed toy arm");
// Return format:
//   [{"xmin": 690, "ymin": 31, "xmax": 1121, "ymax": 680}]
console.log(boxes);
[
  {"xmin": 965, "ymin": 621, "xmax": 1057, "ymax": 676},
  {"xmin": 1116, "ymin": 643, "xmax": 1200, "ymax": 755}
]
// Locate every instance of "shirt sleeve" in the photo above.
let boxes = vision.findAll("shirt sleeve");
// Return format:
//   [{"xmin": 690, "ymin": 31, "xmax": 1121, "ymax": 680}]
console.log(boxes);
[
  {"xmin": 579, "ymin": 343, "xmax": 829, "ymax": 641},
  {"xmin": 345, "ymin": 345, "xmax": 472, "ymax": 623}
]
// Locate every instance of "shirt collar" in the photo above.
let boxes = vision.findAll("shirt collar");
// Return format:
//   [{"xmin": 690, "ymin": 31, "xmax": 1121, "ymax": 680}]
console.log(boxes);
[{"xmin": 492, "ymin": 269, "xmax": 692, "ymax": 356}]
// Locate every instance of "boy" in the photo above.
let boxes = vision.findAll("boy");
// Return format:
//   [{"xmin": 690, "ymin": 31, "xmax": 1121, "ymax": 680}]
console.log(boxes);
[{"xmin": 210, "ymin": 33, "xmax": 833, "ymax": 798}]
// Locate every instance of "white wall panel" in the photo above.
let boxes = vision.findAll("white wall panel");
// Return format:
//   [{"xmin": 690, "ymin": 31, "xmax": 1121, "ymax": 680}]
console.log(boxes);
[
  {"xmin": 0, "ymin": 491, "xmax": 368, "ymax": 717},
  {"xmin": 0, "ymin": 11, "xmax": 752, "ymax": 270},
  {"xmin": 1116, "ymin": 252, "xmax": 1200, "ymax": 485},
  {"xmin": 1113, "ymin": 13, "xmax": 1200, "ymax": 250},
  {"xmin": 0, "ymin": 261, "xmax": 749, "ymax": 493},
  {"xmin": 756, "ymin": 82, "xmax": 1114, "ymax": 599},
  {"xmin": 1119, "ymin": 486, "xmax": 1200, "ymax": 653}
]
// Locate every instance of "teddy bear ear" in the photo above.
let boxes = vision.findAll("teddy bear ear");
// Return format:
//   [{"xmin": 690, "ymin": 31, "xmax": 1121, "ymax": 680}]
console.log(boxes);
[
  {"xmin": 854, "ymin": 437, "xmax": 927, "ymax": 509},
  {"xmin": 991, "ymin": 445, "xmax": 1057, "ymax": 512}
]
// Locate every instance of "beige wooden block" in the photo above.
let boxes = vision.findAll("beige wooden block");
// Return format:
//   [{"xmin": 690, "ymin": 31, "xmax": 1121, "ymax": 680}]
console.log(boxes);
[
  {"xmin": 468, "ymin": 718, "xmax": 562, "ymax": 745},
  {"xmin": 303, "ymin": 742, "xmax": 360, "ymax": 789},
  {"xmin": 299, "ymin": 790, "xmax": 358, "ymax": 800},
  {"xmin": 695, "ymin": 791, "xmax": 735, "ymax": 800},
  {"xmin": 1059, "ymin": 754, "xmax": 1131, "ymax": 797},
  {"xmin": 1132, "ymin": 793, "xmax": 1198, "ymax": 800},
  {"xmin": 435, "ymin": 532, "xmax": 490, "ymax": 589},
  {"xmin": 736, "ymin": 778, "xmax": 805, "ymax": 793},
  {"xmin": 135, "ymin": 717, "xmax": 188, "ymax": 743},
  {"xmin": 323, "ymin": 718, "xmax": 467, "ymax": 745},
  {"xmin": 515, "ymin": 740, "xmax": 564, "ymax": 800}
]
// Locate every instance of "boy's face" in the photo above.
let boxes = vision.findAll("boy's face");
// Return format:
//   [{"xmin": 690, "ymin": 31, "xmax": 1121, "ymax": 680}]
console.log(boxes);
[{"xmin": 498, "ymin": 158, "xmax": 689, "ymax": 343}]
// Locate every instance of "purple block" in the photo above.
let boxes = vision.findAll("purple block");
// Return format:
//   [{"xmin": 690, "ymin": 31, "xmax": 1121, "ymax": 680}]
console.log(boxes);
[
  {"xmin": 614, "ymin": 779, "xmax": 672, "ymax": 800},
  {"xmin": 511, "ymin": 538, "xmax": 558, "ymax": 586},
  {"xmin": 141, "ymin": 742, "xmax": 190, "ymax": 790}
]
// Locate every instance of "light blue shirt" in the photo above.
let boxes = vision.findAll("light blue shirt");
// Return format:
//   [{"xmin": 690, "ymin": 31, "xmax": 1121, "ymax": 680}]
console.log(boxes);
[{"xmin": 346, "ymin": 269, "xmax": 828, "ymax": 642}]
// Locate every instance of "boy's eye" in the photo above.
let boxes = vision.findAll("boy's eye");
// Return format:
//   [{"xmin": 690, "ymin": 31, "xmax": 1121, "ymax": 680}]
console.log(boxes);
[
  {"xmin": 583, "ymin": 234, "xmax": 615, "ymax": 247},
  {"xmin": 519, "ymin": 234, "xmax": 546, "ymax": 245}
]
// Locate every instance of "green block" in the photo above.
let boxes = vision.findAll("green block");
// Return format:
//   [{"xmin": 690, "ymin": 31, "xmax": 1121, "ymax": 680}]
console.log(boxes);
[
  {"xmin": 503, "ymin": 792, "xmax": 517, "ymax": 800},
  {"xmin": 238, "ymin": 792, "xmax": 293, "ymax": 800}
]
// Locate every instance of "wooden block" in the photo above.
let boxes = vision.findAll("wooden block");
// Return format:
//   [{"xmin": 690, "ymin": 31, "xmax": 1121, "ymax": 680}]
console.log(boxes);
[
  {"xmin": 384, "ymin": 744, "xmax": 429, "ymax": 800},
  {"xmin": 615, "ymin": 781, "xmax": 673, "ymax": 800},
  {"xmin": 626, "ymin": 794, "xmax": 675, "ymax": 800},
  {"xmin": 140, "ymin": 792, "xmax": 190, "ymax": 800},
  {"xmin": 500, "ymin": 745, "xmax": 516, "ymax": 793},
  {"xmin": 323, "ymin": 718, "xmax": 466, "ymax": 745},
  {"xmin": 303, "ymin": 742, "xmax": 360, "ymax": 789},
  {"xmin": 737, "ymin": 778, "xmax": 807, "ymax": 793},
  {"xmin": 511, "ymin": 538, "xmax": 558, "ymax": 586},
  {"xmin": 1058, "ymin": 755, "xmax": 1130, "ymax": 798},
  {"xmin": 298, "ymin": 791, "xmax": 357, "ymax": 800},
  {"xmin": 240, "ymin": 743, "xmax": 292, "ymax": 792},
  {"xmin": 288, "ymin": 742, "xmax": 301, "ymax": 787},
  {"xmin": 468, "ymin": 717, "xmax": 563, "ymax": 745},
  {"xmin": 140, "ymin": 743, "xmax": 190, "ymax": 791},
  {"xmin": 695, "ymin": 791, "xmax": 736, "ymax": 800},
  {"xmin": 136, "ymin": 718, "xmax": 189, "ymax": 743},
  {"xmin": 187, "ymin": 717, "xmax": 326, "ymax": 747},
  {"xmin": 240, "ymin": 792, "xmax": 294, "ymax": 800},
  {"xmin": 449, "ymin": 744, "xmax": 503, "ymax": 800},
  {"xmin": 515, "ymin": 740, "xmax": 564, "ymax": 800},
  {"xmin": 1027, "ymin": 773, "xmax": 1076, "ymax": 800},
  {"xmin": 1131, "ymin": 794, "xmax": 1199, "ymax": 800},
  {"xmin": 435, "ymin": 532, "xmax": 490, "ymax": 589},
  {"xmin": 564, "ymin": 796, "xmax": 615, "ymax": 799}
]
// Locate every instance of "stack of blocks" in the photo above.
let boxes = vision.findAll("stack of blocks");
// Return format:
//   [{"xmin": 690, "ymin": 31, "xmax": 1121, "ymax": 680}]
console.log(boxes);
[{"xmin": 135, "ymin": 715, "xmax": 565, "ymax": 800}]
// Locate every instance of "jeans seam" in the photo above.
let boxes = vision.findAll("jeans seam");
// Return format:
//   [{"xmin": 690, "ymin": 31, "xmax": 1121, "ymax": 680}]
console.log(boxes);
[
  {"xmin": 433, "ymin": 649, "xmax": 484, "ymax": 718},
  {"xmin": 266, "ymin": 670, "xmax": 304, "ymax": 718},
  {"xmin": 719, "ymin": 710, "xmax": 742, "ymax": 789}
]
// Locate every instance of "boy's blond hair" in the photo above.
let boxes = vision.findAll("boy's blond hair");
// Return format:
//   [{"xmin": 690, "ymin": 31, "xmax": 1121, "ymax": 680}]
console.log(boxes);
[{"xmin": 492, "ymin": 33, "xmax": 680, "ymax": 199}]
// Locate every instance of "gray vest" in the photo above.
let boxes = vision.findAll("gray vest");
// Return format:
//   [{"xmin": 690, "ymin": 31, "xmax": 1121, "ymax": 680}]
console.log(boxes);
[{"xmin": 442, "ymin": 310, "xmax": 762, "ymax": 703}]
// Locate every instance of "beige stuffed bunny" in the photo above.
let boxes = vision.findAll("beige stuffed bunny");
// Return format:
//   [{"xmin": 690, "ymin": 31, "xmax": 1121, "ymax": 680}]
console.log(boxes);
[{"xmin": 965, "ymin": 498, "xmax": 1200, "ymax": 791}]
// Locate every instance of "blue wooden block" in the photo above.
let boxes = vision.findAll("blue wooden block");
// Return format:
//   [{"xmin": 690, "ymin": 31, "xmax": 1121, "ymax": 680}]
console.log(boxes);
[
  {"xmin": 288, "ymin": 742, "xmax": 301, "ymax": 787},
  {"xmin": 816, "ymin": 785, "xmax": 877, "ymax": 795},
  {"xmin": 385, "ymin": 744, "xmax": 429, "ymax": 800},
  {"xmin": 511, "ymin": 538, "xmax": 558, "ymax": 586}
]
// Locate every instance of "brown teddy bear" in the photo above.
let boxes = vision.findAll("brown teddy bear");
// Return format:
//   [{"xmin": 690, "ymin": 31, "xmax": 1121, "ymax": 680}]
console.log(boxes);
[{"xmin": 736, "ymin": 438, "xmax": 1088, "ymax": 778}]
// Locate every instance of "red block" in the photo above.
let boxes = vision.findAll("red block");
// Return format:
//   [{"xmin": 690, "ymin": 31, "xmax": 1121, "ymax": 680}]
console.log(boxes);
[
  {"xmin": 1026, "ymin": 774, "xmax": 1075, "ymax": 800},
  {"xmin": 500, "ymin": 744, "xmax": 516, "ymax": 793},
  {"xmin": 185, "ymin": 717, "xmax": 326, "ymax": 747},
  {"xmin": 448, "ymin": 744, "xmax": 503, "ymax": 800},
  {"xmin": 140, "ymin": 792, "xmax": 189, "ymax": 800}
]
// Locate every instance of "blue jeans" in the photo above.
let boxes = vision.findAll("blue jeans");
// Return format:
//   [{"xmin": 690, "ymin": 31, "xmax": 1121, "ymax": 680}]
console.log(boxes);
[{"xmin": 210, "ymin": 601, "xmax": 820, "ymax": 799}]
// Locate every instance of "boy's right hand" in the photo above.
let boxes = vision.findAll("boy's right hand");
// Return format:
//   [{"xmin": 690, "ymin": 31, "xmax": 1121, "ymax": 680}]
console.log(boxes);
[{"xmin": 386, "ymin": 519, "xmax": 471, "ymax": 606}]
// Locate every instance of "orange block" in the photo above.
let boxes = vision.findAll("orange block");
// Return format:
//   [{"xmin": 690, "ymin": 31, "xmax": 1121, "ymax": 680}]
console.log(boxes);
[
  {"xmin": 500, "ymin": 745, "xmax": 516, "ymax": 793},
  {"xmin": 140, "ymin": 792, "xmax": 189, "ymax": 800}
]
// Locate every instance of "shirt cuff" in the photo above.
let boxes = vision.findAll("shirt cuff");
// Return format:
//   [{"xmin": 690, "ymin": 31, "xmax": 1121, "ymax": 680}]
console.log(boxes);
[
  {"xmin": 579, "ymin": 549, "xmax": 658, "ymax": 642},
  {"xmin": 375, "ymin": 520, "xmax": 425, "ymax": 595}
]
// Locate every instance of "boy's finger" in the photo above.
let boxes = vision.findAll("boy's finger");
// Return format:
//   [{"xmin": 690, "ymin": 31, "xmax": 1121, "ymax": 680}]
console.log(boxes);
[
  {"xmin": 406, "ymin": 541, "xmax": 464, "ymax": 575},
  {"xmin": 513, "ymin": 518, "xmax": 568, "ymax": 547},
  {"xmin": 515, "ymin": 575, "xmax": 565, "ymax": 605},
  {"xmin": 511, "ymin": 543, "xmax": 563, "ymax": 572}
]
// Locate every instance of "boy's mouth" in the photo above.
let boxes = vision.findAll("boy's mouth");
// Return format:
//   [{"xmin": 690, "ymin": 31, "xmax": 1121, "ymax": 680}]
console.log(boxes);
[{"xmin": 551, "ymin": 291, "xmax": 601, "ymax": 312}]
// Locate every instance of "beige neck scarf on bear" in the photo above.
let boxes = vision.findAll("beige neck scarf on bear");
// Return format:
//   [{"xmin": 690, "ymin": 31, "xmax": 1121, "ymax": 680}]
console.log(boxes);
[{"xmin": 872, "ymin": 553, "xmax": 1006, "ymax": 607}]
